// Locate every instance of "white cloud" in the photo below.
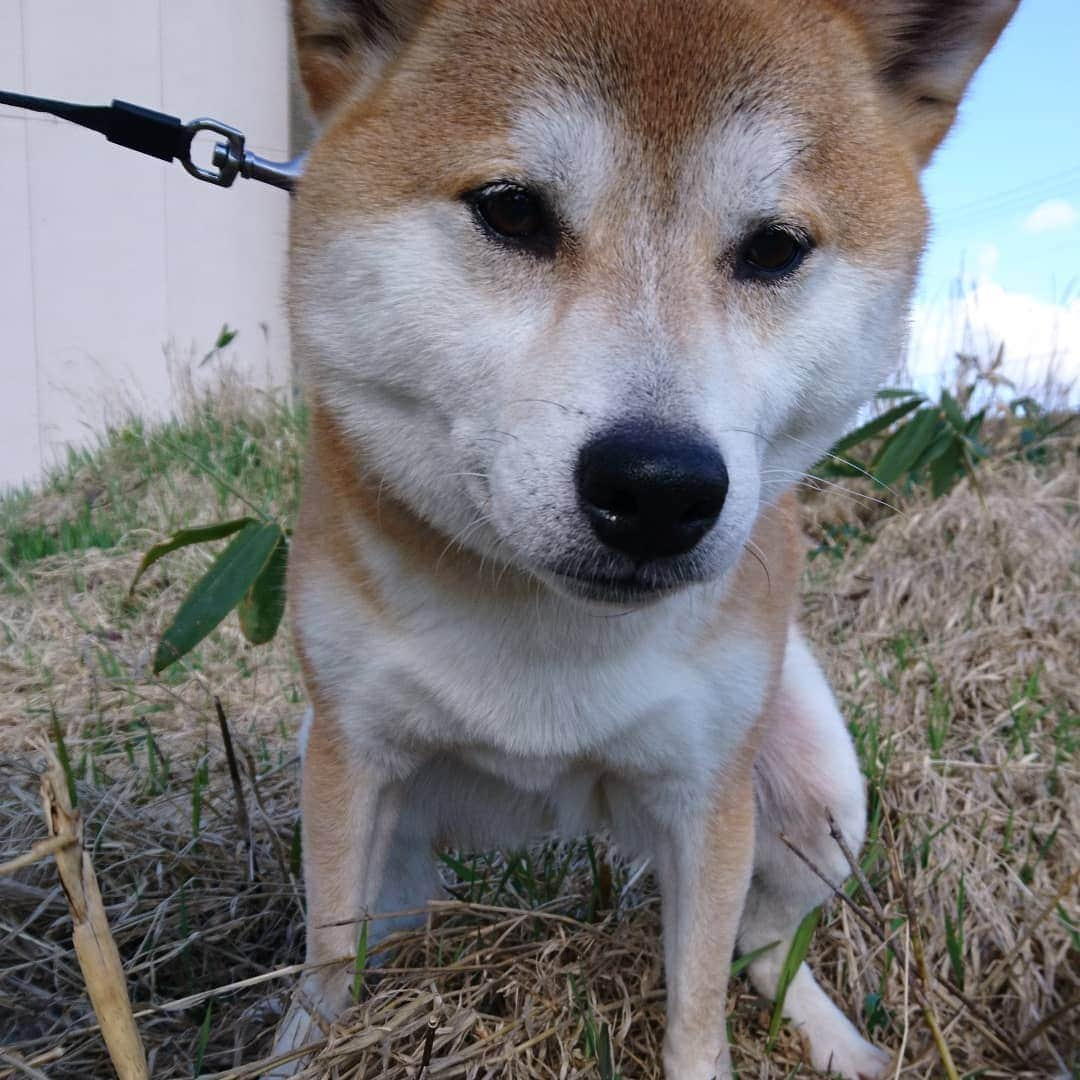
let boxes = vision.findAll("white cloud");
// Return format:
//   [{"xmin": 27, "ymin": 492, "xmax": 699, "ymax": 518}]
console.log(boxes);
[
  {"xmin": 1022, "ymin": 198, "xmax": 1079, "ymax": 234},
  {"xmin": 974, "ymin": 242, "xmax": 1000, "ymax": 278},
  {"xmin": 908, "ymin": 280, "xmax": 1080, "ymax": 402}
]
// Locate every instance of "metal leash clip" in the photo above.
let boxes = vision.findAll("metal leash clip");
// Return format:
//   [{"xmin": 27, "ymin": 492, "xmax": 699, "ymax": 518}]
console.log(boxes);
[
  {"xmin": 184, "ymin": 117, "xmax": 306, "ymax": 191},
  {"xmin": 0, "ymin": 89, "xmax": 304, "ymax": 194}
]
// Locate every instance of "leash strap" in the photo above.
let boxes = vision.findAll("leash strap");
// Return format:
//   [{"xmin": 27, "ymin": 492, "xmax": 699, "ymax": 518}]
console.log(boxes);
[{"xmin": 0, "ymin": 89, "xmax": 303, "ymax": 192}]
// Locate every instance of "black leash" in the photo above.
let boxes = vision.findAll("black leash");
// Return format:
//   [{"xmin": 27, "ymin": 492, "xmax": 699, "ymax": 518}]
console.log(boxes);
[{"xmin": 0, "ymin": 89, "xmax": 304, "ymax": 192}]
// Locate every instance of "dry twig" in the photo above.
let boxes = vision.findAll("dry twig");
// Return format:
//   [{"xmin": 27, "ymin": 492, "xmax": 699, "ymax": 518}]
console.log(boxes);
[
  {"xmin": 37, "ymin": 748, "xmax": 148, "ymax": 1080},
  {"xmin": 215, "ymin": 695, "xmax": 256, "ymax": 879}
]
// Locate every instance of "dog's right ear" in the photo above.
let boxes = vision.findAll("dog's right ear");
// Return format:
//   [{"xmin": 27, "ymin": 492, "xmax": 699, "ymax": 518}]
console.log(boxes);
[
  {"xmin": 833, "ymin": 0, "xmax": 1019, "ymax": 165},
  {"xmin": 291, "ymin": 0, "xmax": 430, "ymax": 119}
]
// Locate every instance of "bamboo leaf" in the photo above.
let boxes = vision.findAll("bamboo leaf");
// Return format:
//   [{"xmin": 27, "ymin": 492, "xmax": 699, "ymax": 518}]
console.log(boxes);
[
  {"xmin": 872, "ymin": 408, "xmax": 942, "ymax": 486},
  {"xmin": 876, "ymin": 387, "xmax": 923, "ymax": 400},
  {"xmin": 129, "ymin": 518, "xmax": 254, "ymax": 594},
  {"xmin": 965, "ymin": 408, "xmax": 987, "ymax": 437},
  {"xmin": 815, "ymin": 456, "xmax": 867, "ymax": 479},
  {"xmin": 237, "ymin": 533, "xmax": 289, "ymax": 645},
  {"xmin": 829, "ymin": 398, "xmax": 925, "ymax": 457},
  {"xmin": 940, "ymin": 390, "xmax": 967, "ymax": 432},
  {"xmin": 930, "ymin": 441, "xmax": 964, "ymax": 498},
  {"xmin": 153, "ymin": 522, "xmax": 282, "ymax": 673},
  {"xmin": 910, "ymin": 425, "xmax": 955, "ymax": 474}
]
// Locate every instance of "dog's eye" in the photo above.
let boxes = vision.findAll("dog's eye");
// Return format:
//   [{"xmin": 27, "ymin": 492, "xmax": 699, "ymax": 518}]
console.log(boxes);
[
  {"xmin": 737, "ymin": 224, "xmax": 811, "ymax": 280},
  {"xmin": 469, "ymin": 183, "xmax": 554, "ymax": 254}
]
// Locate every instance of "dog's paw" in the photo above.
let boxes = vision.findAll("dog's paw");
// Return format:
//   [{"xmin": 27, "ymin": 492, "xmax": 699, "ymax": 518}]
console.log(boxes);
[
  {"xmin": 808, "ymin": 1034, "xmax": 891, "ymax": 1080},
  {"xmin": 263, "ymin": 1001, "xmax": 323, "ymax": 1077},
  {"xmin": 781, "ymin": 979, "xmax": 890, "ymax": 1079},
  {"xmin": 263, "ymin": 972, "xmax": 350, "ymax": 1078}
]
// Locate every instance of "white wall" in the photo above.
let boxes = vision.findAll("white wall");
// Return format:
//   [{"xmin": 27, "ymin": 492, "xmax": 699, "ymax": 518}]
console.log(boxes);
[{"xmin": 0, "ymin": 0, "xmax": 294, "ymax": 491}]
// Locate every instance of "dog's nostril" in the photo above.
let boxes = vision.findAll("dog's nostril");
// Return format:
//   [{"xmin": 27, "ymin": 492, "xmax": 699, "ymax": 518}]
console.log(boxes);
[
  {"xmin": 595, "ymin": 488, "xmax": 637, "ymax": 517},
  {"xmin": 681, "ymin": 498, "xmax": 721, "ymax": 526},
  {"xmin": 576, "ymin": 425, "xmax": 728, "ymax": 560}
]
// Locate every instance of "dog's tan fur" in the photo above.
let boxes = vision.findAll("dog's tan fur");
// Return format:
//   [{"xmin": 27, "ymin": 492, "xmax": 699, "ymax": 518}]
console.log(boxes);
[{"xmin": 273, "ymin": 3, "xmax": 1017, "ymax": 1076}]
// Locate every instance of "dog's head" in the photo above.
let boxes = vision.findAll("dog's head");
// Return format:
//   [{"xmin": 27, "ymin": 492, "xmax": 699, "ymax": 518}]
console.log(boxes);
[{"xmin": 290, "ymin": 0, "xmax": 1016, "ymax": 604}]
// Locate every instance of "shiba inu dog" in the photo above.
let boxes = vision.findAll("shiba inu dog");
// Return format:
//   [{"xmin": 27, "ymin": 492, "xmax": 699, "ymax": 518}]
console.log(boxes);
[{"xmin": 274, "ymin": 1, "xmax": 1017, "ymax": 1075}]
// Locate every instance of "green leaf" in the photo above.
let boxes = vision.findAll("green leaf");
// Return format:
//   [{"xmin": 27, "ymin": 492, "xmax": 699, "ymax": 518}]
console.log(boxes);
[
  {"xmin": 200, "ymin": 324, "xmax": 239, "ymax": 366},
  {"xmin": 237, "ymin": 533, "xmax": 289, "ymax": 645},
  {"xmin": 153, "ymin": 522, "xmax": 283, "ymax": 673},
  {"xmin": 965, "ymin": 408, "xmax": 987, "ymax": 437},
  {"xmin": 939, "ymin": 389, "xmax": 968, "ymax": 433},
  {"xmin": 352, "ymin": 919, "xmax": 369, "ymax": 1003},
  {"xmin": 930, "ymin": 441, "xmax": 964, "ymax": 499},
  {"xmin": 872, "ymin": 408, "xmax": 943, "ymax": 487},
  {"xmin": 438, "ymin": 851, "xmax": 483, "ymax": 883},
  {"xmin": 597, "ymin": 1022, "xmax": 616, "ymax": 1080},
  {"xmin": 130, "ymin": 517, "xmax": 254, "ymax": 594},
  {"xmin": 731, "ymin": 938, "xmax": 780, "ymax": 976},
  {"xmin": 944, "ymin": 877, "xmax": 966, "ymax": 991},
  {"xmin": 192, "ymin": 1000, "xmax": 214, "ymax": 1077},
  {"xmin": 215, "ymin": 324, "xmax": 238, "ymax": 350},
  {"xmin": 910, "ymin": 426, "xmax": 955, "ymax": 474},
  {"xmin": 1009, "ymin": 396, "xmax": 1043, "ymax": 418},
  {"xmin": 814, "ymin": 457, "xmax": 867, "ymax": 479},
  {"xmin": 863, "ymin": 990, "xmax": 891, "ymax": 1034},
  {"xmin": 767, "ymin": 906, "xmax": 821, "ymax": 1049},
  {"xmin": 876, "ymin": 387, "xmax": 923, "ymax": 400},
  {"xmin": 51, "ymin": 712, "xmax": 78, "ymax": 809},
  {"xmin": 829, "ymin": 397, "xmax": 925, "ymax": 457}
]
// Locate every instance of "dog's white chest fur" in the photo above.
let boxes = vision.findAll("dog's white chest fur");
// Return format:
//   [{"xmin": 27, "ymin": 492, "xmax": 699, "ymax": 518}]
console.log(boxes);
[{"xmin": 298, "ymin": 556, "xmax": 771, "ymax": 789}]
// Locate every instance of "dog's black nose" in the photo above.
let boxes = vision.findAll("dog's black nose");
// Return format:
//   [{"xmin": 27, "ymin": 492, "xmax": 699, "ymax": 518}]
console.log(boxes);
[{"xmin": 576, "ymin": 426, "xmax": 728, "ymax": 559}]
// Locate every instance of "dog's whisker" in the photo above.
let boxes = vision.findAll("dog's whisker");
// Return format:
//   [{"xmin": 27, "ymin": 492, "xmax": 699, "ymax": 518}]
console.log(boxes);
[
  {"xmin": 434, "ymin": 515, "xmax": 491, "ymax": 575},
  {"xmin": 475, "ymin": 428, "xmax": 521, "ymax": 444},
  {"xmin": 503, "ymin": 397, "xmax": 582, "ymax": 417},
  {"xmin": 768, "ymin": 431, "xmax": 902, "ymax": 498},
  {"xmin": 715, "ymin": 425, "xmax": 775, "ymax": 446},
  {"xmin": 742, "ymin": 538, "xmax": 771, "ymax": 591},
  {"xmin": 760, "ymin": 470, "xmax": 903, "ymax": 515}
]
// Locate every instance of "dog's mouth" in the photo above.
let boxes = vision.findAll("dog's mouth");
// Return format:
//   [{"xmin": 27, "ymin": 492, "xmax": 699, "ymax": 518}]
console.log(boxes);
[{"xmin": 543, "ymin": 561, "xmax": 708, "ymax": 606}]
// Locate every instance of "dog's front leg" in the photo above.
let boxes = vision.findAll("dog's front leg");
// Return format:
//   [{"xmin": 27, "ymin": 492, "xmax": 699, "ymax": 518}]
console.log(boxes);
[
  {"xmin": 657, "ymin": 768, "xmax": 756, "ymax": 1080},
  {"xmin": 270, "ymin": 708, "xmax": 405, "ymax": 1073}
]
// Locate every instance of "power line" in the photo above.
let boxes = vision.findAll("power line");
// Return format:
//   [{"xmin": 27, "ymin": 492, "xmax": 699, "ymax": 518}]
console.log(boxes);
[
  {"xmin": 935, "ymin": 165, "xmax": 1080, "ymax": 220},
  {"xmin": 933, "ymin": 168, "xmax": 1080, "ymax": 231}
]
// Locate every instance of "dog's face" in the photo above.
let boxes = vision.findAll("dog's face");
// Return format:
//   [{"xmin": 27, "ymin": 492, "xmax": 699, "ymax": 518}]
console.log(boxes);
[{"xmin": 291, "ymin": 0, "xmax": 1016, "ymax": 603}]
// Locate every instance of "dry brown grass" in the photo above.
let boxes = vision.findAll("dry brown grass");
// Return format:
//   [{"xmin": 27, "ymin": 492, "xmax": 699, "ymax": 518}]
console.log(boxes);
[{"xmin": 0, "ymin": 420, "xmax": 1076, "ymax": 1078}]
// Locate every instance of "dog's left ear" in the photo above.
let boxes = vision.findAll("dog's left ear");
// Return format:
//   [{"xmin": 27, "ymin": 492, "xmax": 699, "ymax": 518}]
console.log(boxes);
[
  {"xmin": 835, "ymin": 0, "xmax": 1019, "ymax": 165},
  {"xmin": 291, "ymin": 0, "xmax": 431, "ymax": 120}
]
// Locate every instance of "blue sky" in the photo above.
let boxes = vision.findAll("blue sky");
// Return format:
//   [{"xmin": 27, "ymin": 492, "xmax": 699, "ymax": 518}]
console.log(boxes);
[{"xmin": 912, "ymin": 0, "xmax": 1080, "ymax": 392}]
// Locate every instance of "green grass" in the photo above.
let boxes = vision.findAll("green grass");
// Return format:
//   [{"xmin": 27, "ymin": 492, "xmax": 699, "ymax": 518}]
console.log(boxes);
[
  {"xmin": 352, "ymin": 918, "xmax": 369, "ymax": 1003},
  {"xmin": 943, "ymin": 875, "xmax": 967, "ymax": 991},
  {"xmin": 2, "ymin": 493, "xmax": 130, "ymax": 566},
  {"xmin": 0, "ymin": 393, "xmax": 306, "ymax": 581},
  {"xmin": 766, "ymin": 906, "xmax": 821, "ymax": 1051}
]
